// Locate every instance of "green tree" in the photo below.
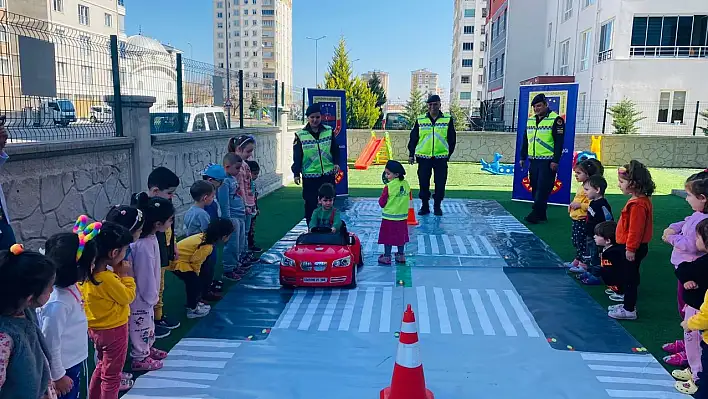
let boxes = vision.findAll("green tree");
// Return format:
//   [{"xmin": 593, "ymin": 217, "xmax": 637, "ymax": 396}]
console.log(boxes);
[
  {"xmin": 403, "ymin": 88, "xmax": 427, "ymax": 129},
  {"xmin": 449, "ymin": 100, "xmax": 469, "ymax": 132},
  {"xmin": 324, "ymin": 36, "xmax": 354, "ymax": 94},
  {"xmin": 249, "ymin": 95, "xmax": 261, "ymax": 114},
  {"xmin": 699, "ymin": 109, "xmax": 708, "ymax": 136},
  {"xmin": 367, "ymin": 72, "xmax": 387, "ymax": 108},
  {"xmin": 608, "ymin": 98, "xmax": 645, "ymax": 134}
]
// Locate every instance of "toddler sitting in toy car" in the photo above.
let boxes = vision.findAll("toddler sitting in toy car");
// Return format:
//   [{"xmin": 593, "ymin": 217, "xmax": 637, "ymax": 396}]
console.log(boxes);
[{"xmin": 309, "ymin": 183, "xmax": 348, "ymax": 237}]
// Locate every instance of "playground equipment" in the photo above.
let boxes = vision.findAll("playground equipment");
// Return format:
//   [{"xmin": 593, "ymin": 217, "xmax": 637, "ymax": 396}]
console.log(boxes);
[
  {"xmin": 480, "ymin": 153, "xmax": 514, "ymax": 175},
  {"xmin": 354, "ymin": 131, "xmax": 393, "ymax": 170},
  {"xmin": 590, "ymin": 135, "xmax": 602, "ymax": 161}
]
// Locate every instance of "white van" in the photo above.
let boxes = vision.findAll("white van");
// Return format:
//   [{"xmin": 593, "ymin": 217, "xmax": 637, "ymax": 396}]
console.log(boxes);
[
  {"xmin": 41, "ymin": 99, "xmax": 77, "ymax": 126},
  {"xmin": 150, "ymin": 106, "xmax": 229, "ymax": 134},
  {"xmin": 89, "ymin": 106, "xmax": 113, "ymax": 123}
]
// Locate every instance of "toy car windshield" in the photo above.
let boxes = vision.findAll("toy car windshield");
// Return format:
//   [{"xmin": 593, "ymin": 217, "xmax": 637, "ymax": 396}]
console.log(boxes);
[{"xmin": 297, "ymin": 229, "xmax": 348, "ymax": 246}]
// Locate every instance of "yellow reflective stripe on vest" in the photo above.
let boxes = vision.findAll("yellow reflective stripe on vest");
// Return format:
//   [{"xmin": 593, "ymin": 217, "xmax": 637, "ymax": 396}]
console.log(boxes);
[
  {"xmin": 415, "ymin": 114, "xmax": 450, "ymax": 158},
  {"xmin": 382, "ymin": 180, "xmax": 410, "ymax": 221},
  {"xmin": 526, "ymin": 111, "xmax": 558, "ymax": 159},
  {"xmin": 297, "ymin": 127, "xmax": 335, "ymax": 178}
]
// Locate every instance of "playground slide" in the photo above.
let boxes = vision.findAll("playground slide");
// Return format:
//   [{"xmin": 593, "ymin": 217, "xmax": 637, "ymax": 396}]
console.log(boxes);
[{"xmin": 354, "ymin": 137, "xmax": 385, "ymax": 170}]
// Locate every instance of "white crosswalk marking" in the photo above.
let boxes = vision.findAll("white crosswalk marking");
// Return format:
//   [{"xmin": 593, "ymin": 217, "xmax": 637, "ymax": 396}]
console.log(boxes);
[
  {"xmin": 478, "ymin": 236, "xmax": 497, "ymax": 255},
  {"xmin": 163, "ymin": 360, "xmax": 227, "ymax": 369},
  {"xmin": 298, "ymin": 290, "xmax": 323, "ymax": 330},
  {"xmin": 605, "ymin": 390, "xmax": 685, "ymax": 398},
  {"xmin": 433, "ymin": 287, "xmax": 452, "ymax": 334},
  {"xmin": 451, "ymin": 289, "xmax": 474, "ymax": 335},
  {"xmin": 596, "ymin": 377, "xmax": 674, "ymax": 387},
  {"xmin": 168, "ymin": 350, "xmax": 234, "ymax": 359},
  {"xmin": 442, "ymin": 235, "xmax": 454, "ymax": 254},
  {"xmin": 129, "ymin": 378, "xmax": 210, "ymax": 389},
  {"xmin": 174, "ymin": 339, "xmax": 241, "ymax": 348},
  {"xmin": 359, "ymin": 287, "xmax": 376, "ymax": 332},
  {"xmin": 504, "ymin": 290, "xmax": 539, "ymax": 337},
  {"xmin": 581, "ymin": 351, "xmax": 677, "ymax": 397},
  {"xmin": 469, "ymin": 289, "xmax": 495, "ymax": 336},
  {"xmin": 379, "ymin": 287, "xmax": 392, "ymax": 333},
  {"xmin": 318, "ymin": 289, "xmax": 341, "ymax": 331},
  {"xmin": 339, "ymin": 289, "xmax": 358, "ymax": 331},
  {"xmin": 417, "ymin": 235, "xmax": 426, "ymax": 255},
  {"xmin": 430, "ymin": 235, "xmax": 440, "ymax": 254},
  {"xmin": 144, "ymin": 371, "xmax": 220, "ymax": 381},
  {"xmin": 487, "ymin": 289, "xmax": 517, "ymax": 336},
  {"xmin": 277, "ymin": 290, "xmax": 305, "ymax": 329},
  {"xmin": 467, "ymin": 236, "xmax": 482, "ymax": 255},
  {"xmin": 587, "ymin": 365, "xmax": 667, "ymax": 375},
  {"xmin": 416, "ymin": 286, "xmax": 431, "ymax": 333},
  {"xmin": 454, "ymin": 235, "xmax": 468, "ymax": 255},
  {"xmin": 414, "ymin": 234, "xmax": 499, "ymax": 257}
]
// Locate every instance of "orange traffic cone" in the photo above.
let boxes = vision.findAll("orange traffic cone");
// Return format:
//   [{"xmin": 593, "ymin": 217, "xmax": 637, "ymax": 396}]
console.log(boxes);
[
  {"xmin": 380, "ymin": 304, "xmax": 434, "ymax": 399},
  {"xmin": 407, "ymin": 191, "xmax": 419, "ymax": 226}
]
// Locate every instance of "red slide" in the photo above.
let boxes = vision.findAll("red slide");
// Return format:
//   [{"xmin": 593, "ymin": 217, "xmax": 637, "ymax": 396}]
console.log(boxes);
[{"xmin": 354, "ymin": 136, "xmax": 385, "ymax": 170}]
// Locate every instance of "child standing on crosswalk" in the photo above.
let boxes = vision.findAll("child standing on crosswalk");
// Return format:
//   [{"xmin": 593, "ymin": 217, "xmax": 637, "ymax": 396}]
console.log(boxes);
[{"xmin": 378, "ymin": 160, "xmax": 411, "ymax": 265}]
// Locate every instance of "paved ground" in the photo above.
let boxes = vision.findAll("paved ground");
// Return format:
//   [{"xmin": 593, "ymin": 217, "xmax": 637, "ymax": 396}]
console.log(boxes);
[{"xmin": 123, "ymin": 198, "xmax": 681, "ymax": 399}]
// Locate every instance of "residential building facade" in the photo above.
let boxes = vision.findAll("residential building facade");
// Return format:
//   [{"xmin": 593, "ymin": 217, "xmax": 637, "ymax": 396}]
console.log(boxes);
[
  {"xmin": 410, "ymin": 68, "xmax": 439, "ymax": 98},
  {"xmin": 361, "ymin": 70, "xmax": 389, "ymax": 98},
  {"xmin": 450, "ymin": 0, "xmax": 488, "ymax": 112}
]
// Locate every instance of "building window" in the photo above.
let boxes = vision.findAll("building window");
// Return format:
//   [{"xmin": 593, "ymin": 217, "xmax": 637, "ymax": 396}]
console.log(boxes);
[
  {"xmin": 630, "ymin": 15, "xmax": 708, "ymax": 57},
  {"xmin": 252, "ymin": 30, "xmax": 257, "ymax": 35},
  {"xmin": 245, "ymin": 40, "xmax": 249, "ymax": 46},
  {"xmin": 582, "ymin": 0, "xmax": 595, "ymax": 8},
  {"xmin": 463, "ymin": 25, "xmax": 473, "ymax": 34},
  {"xmin": 559, "ymin": 39, "xmax": 570, "ymax": 75},
  {"xmin": 0, "ymin": 26, "xmax": 6, "ymax": 43},
  {"xmin": 598, "ymin": 19, "xmax": 614, "ymax": 62},
  {"xmin": 245, "ymin": 31, "xmax": 249, "ymax": 36},
  {"xmin": 105, "ymin": 13, "xmax": 112, "ymax": 27},
  {"xmin": 263, "ymin": 20, "xmax": 274, "ymax": 27},
  {"xmin": 478, "ymin": 74, "xmax": 483, "ymax": 84},
  {"xmin": 253, "ymin": 61, "xmax": 258, "ymax": 67},
  {"xmin": 57, "ymin": 62, "xmax": 67, "ymax": 78},
  {"xmin": 219, "ymin": 62, "xmax": 224, "ymax": 68},
  {"xmin": 262, "ymin": 9, "xmax": 274, "ymax": 16},
  {"xmin": 658, "ymin": 90, "xmax": 687, "ymax": 123},
  {"xmin": 578, "ymin": 92, "xmax": 587, "ymax": 120},
  {"xmin": 0, "ymin": 57, "xmax": 9, "ymax": 76},
  {"xmin": 500, "ymin": 53, "xmax": 505, "ymax": 76},
  {"xmin": 480, "ymin": 41, "xmax": 485, "ymax": 51},
  {"xmin": 217, "ymin": 1, "xmax": 223, "ymax": 8},
  {"xmin": 80, "ymin": 35, "xmax": 90, "ymax": 56},
  {"xmin": 218, "ymin": 52, "xmax": 224, "ymax": 59},
  {"xmin": 218, "ymin": 22, "xmax": 223, "ymax": 29},
  {"xmin": 218, "ymin": 43, "xmax": 224, "ymax": 49},
  {"xmin": 579, "ymin": 29, "xmax": 591, "ymax": 71},
  {"xmin": 478, "ymin": 58, "xmax": 484, "ymax": 68},
  {"xmin": 460, "ymin": 92, "xmax": 472, "ymax": 100},
  {"xmin": 78, "ymin": 4, "xmax": 90, "ymax": 25},
  {"xmin": 463, "ymin": 42, "xmax": 473, "ymax": 51},
  {"xmin": 253, "ymin": 51, "xmax": 258, "ymax": 56},
  {"xmin": 81, "ymin": 66, "xmax": 93, "ymax": 85},
  {"xmin": 253, "ymin": 72, "xmax": 258, "ymax": 78},
  {"xmin": 494, "ymin": 58, "xmax": 498, "ymax": 79},
  {"xmin": 461, "ymin": 76, "xmax": 470, "ymax": 84},
  {"xmin": 253, "ymin": 40, "xmax": 258, "ymax": 46},
  {"xmin": 53, "ymin": 0, "xmax": 63, "ymax": 12},
  {"xmin": 253, "ymin": 20, "xmax": 257, "ymax": 25},
  {"xmin": 464, "ymin": 9, "xmax": 475, "ymax": 18},
  {"xmin": 462, "ymin": 59, "xmax": 473, "ymax": 67},
  {"xmin": 562, "ymin": 0, "xmax": 573, "ymax": 22},
  {"xmin": 218, "ymin": 32, "xmax": 224, "ymax": 39},
  {"xmin": 245, "ymin": 61, "xmax": 249, "ymax": 67},
  {"xmin": 547, "ymin": 23, "xmax": 553, "ymax": 48},
  {"xmin": 235, "ymin": 51, "xmax": 240, "ymax": 56},
  {"xmin": 502, "ymin": 9, "xmax": 507, "ymax": 30},
  {"xmin": 217, "ymin": 12, "xmax": 223, "ymax": 18}
]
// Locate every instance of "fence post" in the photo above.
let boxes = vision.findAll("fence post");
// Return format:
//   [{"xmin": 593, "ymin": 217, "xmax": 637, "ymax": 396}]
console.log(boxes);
[
  {"xmin": 238, "ymin": 70, "xmax": 244, "ymax": 129},
  {"xmin": 281, "ymin": 81, "xmax": 285, "ymax": 107},
  {"xmin": 511, "ymin": 98, "xmax": 517, "ymax": 132},
  {"xmin": 274, "ymin": 79, "xmax": 279, "ymax": 127},
  {"xmin": 302, "ymin": 87, "xmax": 306, "ymax": 123},
  {"xmin": 693, "ymin": 101, "xmax": 700, "ymax": 136},
  {"xmin": 109, "ymin": 35, "xmax": 123, "ymax": 137},
  {"xmin": 601, "ymin": 99, "xmax": 608, "ymax": 134},
  {"xmin": 176, "ymin": 53, "xmax": 184, "ymax": 133}
]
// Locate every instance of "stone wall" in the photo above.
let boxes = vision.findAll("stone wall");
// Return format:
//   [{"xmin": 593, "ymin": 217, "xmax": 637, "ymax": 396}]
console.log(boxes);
[{"xmin": 346, "ymin": 129, "xmax": 708, "ymax": 168}]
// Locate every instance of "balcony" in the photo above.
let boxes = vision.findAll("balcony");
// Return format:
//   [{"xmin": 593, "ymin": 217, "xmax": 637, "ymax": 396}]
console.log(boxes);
[
  {"xmin": 630, "ymin": 46, "xmax": 708, "ymax": 58},
  {"xmin": 597, "ymin": 49, "xmax": 612, "ymax": 63}
]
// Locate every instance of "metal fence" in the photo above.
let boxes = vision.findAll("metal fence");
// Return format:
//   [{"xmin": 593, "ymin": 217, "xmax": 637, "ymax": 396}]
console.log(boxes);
[{"xmin": 0, "ymin": 12, "xmax": 293, "ymax": 142}]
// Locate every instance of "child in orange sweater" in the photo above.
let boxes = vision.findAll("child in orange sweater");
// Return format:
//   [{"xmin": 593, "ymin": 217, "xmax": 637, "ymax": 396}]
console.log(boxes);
[{"xmin": 608, "ymin": 160, "xmax": 655, "ymax": 320}]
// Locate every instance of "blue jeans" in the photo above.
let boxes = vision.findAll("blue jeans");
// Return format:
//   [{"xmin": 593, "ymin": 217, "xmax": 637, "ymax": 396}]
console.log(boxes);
[
  {"xmin": 223, "ymin": 217, "xmax": 245, "ymax": 272},
  {"xmin": 58, "ymin": 362, "xmax": 83, "ymax": 399},
  {"xmin": 585, "ymin": 237, "xmax": 601, "ymax": 277}
]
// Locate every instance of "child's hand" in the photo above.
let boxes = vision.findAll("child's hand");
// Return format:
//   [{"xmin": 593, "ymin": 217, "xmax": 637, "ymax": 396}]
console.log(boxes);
[
  {"xmin": 331, "ymin": 228, "xmax": 336, "ymax": 233},
  {"xmin": 54, "ymin": 375, "xmax": 74, "ymax": 396},
  {"xmin": 681, "ymin": 320, "xmax": 691, "ymax": 332},
  {"xmin": 626, "ymin": 250, "xmax": 636, "ymax": 262},
  {"xmin": 114, "ymin": 260, "xmax": 132, "ymax": 277},
  {"xmin": 569, "ymin": 202, "xmax": 581, "ymax": 210},
  {"xmin": 685, "ymin": 281, "xmax": 699, "ymax": 290}
]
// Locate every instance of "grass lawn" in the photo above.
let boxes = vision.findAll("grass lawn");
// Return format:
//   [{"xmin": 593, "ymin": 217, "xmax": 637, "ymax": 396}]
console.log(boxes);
[{"xmin": 117, "ymin": 162, "xmax": 703, "ymax": 388}]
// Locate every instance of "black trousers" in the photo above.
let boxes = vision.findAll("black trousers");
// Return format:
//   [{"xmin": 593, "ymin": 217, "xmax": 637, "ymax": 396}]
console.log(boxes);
[
  {"xmin": 248, "ymin": 213, "xmax": 257, "ymax": 248},
  {"xmin": 416, "ymin": 157, "xmax": 448, "ymax": 204},
  {"xmin": 697, "ymin": 341, "xmax": 708, "ymax": 398},
  {"xmin": 528, "ymin": 159, "xmax": 557, "ymax": 219},
  {"xmin": 302, "ymin": 174, "xmax": 336, "ymax": 224},
  {"xmin": 174, "ymin": 271, "xmax": 201, "ymax": 309},
  {"xmin": 619, "ymin": 243, "xmax": 649, "ymax": 312},
  {"xmin": 0, "ymin": 215, "xmax": 16, "ymax": 251},
  {"xmin": 200, "ymin": 250, "xmax": 217, "ymax": 297}
]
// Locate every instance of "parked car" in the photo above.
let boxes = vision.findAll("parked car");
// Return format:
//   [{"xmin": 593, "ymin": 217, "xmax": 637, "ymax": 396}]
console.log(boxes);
[
  {"xmin": 40, "ymin": 99, "xmax": 76, "ymax": 127},
  {"xmin": 149, "ymin": 106, "xmax": 229, "ymax": 134},
  {"xmin": 89, "ymin": 106, "xmax": 113, "ymax": 123}
]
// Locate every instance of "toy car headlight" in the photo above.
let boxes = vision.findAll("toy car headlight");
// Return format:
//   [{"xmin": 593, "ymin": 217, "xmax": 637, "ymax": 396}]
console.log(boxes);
[
  {"xmin": 332, "ymin": 256, "xmax": 351, "ymax": 268},
  {"xmin": 281, "ymin": 256, "xmax": 295, "ymax": 267}
]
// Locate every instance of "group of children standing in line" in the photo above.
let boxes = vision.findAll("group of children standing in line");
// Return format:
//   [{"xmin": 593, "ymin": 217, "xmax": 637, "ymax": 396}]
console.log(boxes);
[{"xmin": 0, "ymin": 135, "xmax": 263, "ymax": 399}]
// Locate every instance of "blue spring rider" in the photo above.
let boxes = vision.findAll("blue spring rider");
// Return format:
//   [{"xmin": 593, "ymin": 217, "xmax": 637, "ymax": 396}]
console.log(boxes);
[{"xmin": 481, "ymin": 153, "xmax": 514, "ymax": 175}]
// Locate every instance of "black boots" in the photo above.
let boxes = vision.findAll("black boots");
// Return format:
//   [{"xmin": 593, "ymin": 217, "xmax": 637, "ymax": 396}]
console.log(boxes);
[{"xmin": 419, "ymin": 201, "xmax": 444, "ymax": 216}]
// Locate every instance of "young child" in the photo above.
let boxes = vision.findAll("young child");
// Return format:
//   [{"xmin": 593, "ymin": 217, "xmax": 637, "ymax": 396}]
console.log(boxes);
[
  {"xmin": 105, "ymin": 205, "xmax": 144, "ymax": 255},
  {"xmin": 0, "ymin": 244, "xmax": 57, "ymax": 399},
  {"xmin": 184, "ymin": 181, "xmax": 216, "ymax": 237},
  {"xmin": 135, "ymin": 166, "xmax": 181, "ymax": 337},
  {"xmin": 38, "ymin": 218, "xmax": 100, "ymax": 399},
  {"xmin": 219, "ymin": 153, "xmax": 248, "ymax": 281},
  {"xmin": 201, "ymin": 164, "xmax": 228, "ymax": 300},
  {"xmin": 568, "ymin": 159, "xmax": 603, "ymax": 273},
  {"xmin": 169, "ymin": 218, "xmax": 234, "ymax": 318},
  {"xmin": 662, "ymin": 171, "xmax": 708, "ymax": 372},
  {"xmin": 247, "ymin": 160, "xmax": 262, "ymax": 252},
  {"xmin": 608, "ymin": 160, "xmax": 655, "ymax": 320},
  {"xmin": 594, "ymin": 221, "xmax": 626, "ymax": 306},
  {"xmin": 228, "ymin": 135, "xmax": 257, "ymax": 264},
  {"xmin": 679, "ymin": 219, "xmax": 708, "ymax": 397},
  {"xmin": 377, "ymin": 160, "xmax": 411, "ymax": 265},
  {"xmin": 79, "ymin": 221, "xmax": 136, "ymax": 398},
  {"xmin": 579, "ymin": 175, "xmax": 613, "ymax": 285},
  {"xmin": 129, "ymin": 193, "xmax": 174, "ymax": 371},
  {"xmin": 309, "ymin": 183, "xmax": 343, "ymax": 233}
]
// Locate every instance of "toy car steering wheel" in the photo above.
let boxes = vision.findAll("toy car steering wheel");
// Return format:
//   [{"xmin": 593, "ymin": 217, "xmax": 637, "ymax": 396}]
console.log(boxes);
[{"xmin": 310, "ymin": 227, "xmax": 333, "ymax": 234}]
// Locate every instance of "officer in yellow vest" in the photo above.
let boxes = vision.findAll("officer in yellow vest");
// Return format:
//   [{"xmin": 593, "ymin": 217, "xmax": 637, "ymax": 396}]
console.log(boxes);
[
  {"xmin": 291, "ymin": 103, "xmax": 341, "ymax": 224},
  {"xmin": 407, "ymin": 95, "xmax": 457, "ymax": 216},
  {"xmin": 519, "ymin": 93, "xmax": 565, "ymax": 224}
]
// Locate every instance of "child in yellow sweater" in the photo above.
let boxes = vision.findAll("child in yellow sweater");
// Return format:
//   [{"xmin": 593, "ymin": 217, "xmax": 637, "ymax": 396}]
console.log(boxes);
[
  {"xmin": 169, "ymin": 218, "xmax": 234, "ymax": 319},
  {"xmin": 568, "ymin": 159, "xmax": 604, "ymax": 273}
]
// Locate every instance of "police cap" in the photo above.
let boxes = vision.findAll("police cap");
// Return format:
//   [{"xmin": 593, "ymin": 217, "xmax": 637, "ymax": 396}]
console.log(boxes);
[
  {"xmin": 531, "ymin": 93, "xmax": 547, "ymax": 106},
  {"xmin": 426, "ymin": 94, "xmax": 442, "ymax": 104}
]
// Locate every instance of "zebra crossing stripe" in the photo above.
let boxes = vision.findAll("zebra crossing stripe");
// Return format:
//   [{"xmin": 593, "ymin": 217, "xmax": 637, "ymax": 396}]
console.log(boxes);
[
  {"xmin": 454, "ymin": 236, "xmax": 468, "ymax": 255},
  {"xmin": 442, "ymin": 235, "xmax": 454, "ymax": 254},
  {"xmin": 359, "ymin": 287, "xmax": 376, "ymax": 333},
  {"xmin": 131, "ymin": 377, "xmax": 210, "ymax": 389},
  {"xmin": 430, "ymin": 235, "xmax": 440, "ymax": 254},
  {"xmin": 162, "ymin": 360, "xmax": 227, "ymax": 369},
  {"xmin": 581, "ymin": 353, "xmax": 656, "ymax": 363},
  {"xmin": 479, "ymin": 236, "xmax": 496, "ymax": 255},
  {"xmin": 123, "ymin": 395, "xmax": 208, "ymax": 399},
  {"xmin": 469, "ymin": 289, "xmax": 495, "ymax": 336},
  {"xmin": 175, "ymin": 339, "xmax": 241, "ymax": 348},
  {"xmin": 587, "ymin": 365, "xmax": 667, "ymax": 375},
  {"xmin": 605, "ymin": 389, "xmax": 685, "ymax": 398},
  {"xmin": 417, "ymin": 235, "xmax": 425, "ymax": 255},
  {"xmin": 298, "ymin": 290, "xmax": 323, "ymax": 330},
  {"xmin": 487, "ymin": 289, "xmax": 517, "ymax": 336},
  {"xmin": 338, "ymin": 289, "xmax": 358, "ymax": 331},
  {"xmin": 504, "ymin": 290, "xmax": 540, "ymax": 338},
  {"xmin": 467, "ymin": 236, "xmax": 481, "ymax": 255},
  {"xmin": 278, "ymin": 290, "xmax": 305, "ymax": 329},
  {"xmin": 433, "ymin": 287, "xmax": 452, "ymax": 334},
  {"xmin": 318, "ymin": 289, "xmax": 341, "ymax": 331},
  {"xmin": 451, "ymin": 288, "xmax": 473, "ymax": 335},
  {"xmin": 169, "ymin": 350, "xmax": 235, "ymax": 359},
  {"xmin": 145, "ymin": 370, "xmax": 220, "ymax": 381},
  {"xmin": 416, "ymin": 286, "xmax": 431, "ymax": 334},
  {"xmin": 596, "ymin": 377, "xmax": 675, "ymax": 387},
  {"xmin": 379, "ymin": 286, "xmax": 392, "ymax": 333}
]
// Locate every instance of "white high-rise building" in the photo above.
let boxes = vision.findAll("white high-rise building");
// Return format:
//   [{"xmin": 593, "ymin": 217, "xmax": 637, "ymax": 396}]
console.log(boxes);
[
  {"xmin": 450, "ymin": 0, "xmax": 488, "ymax": 113},
  {"xmin": 361, "ymin": 70, "xmax": 390, "ymax": 99},
  {"xmin": 213, "ymin": 0, "xmax": 292, "ymax": 105},
  {"xmin": 411, "ymin": 68, "xmax": 439, "ymax": 98}
]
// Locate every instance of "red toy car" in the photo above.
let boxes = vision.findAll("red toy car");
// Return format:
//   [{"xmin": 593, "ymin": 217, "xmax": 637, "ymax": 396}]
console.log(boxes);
[{"xmin": 280, "ymin": 228, "xmax": 363, "ymax": 288}]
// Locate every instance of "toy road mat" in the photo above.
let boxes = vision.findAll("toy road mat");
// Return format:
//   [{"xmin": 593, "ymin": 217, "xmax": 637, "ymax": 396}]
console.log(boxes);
[{"xmin": 124, "ymin": 198, "xmax": 678, "ymax": 399}]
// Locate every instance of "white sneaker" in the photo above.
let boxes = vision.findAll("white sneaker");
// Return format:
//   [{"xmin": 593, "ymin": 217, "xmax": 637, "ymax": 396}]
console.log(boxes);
[
  {"xmin": 605, "ymin": 288, "xmax": 615, "ymax": 295},
  {"xmin": 187, "ymin": 306, "xmax": 210, "ymax": 319},
  {"xmin": 608, "ymin": 304, "xmax": 623, "ymax": 311},
  {"xmin": 609, "ymin": 293, "xmax": 625, "ymax": 302},
  {"xmin": 197, "ymin": 302, "xmax": 211, "ymax": 311},
  {"xmin": 608, "ymin": 306, "xmax": 637, "ymax": 320}
]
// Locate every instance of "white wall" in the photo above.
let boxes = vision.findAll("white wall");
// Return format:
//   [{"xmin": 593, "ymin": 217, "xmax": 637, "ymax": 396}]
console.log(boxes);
[{"xmin": 503, "ymin": 0, "xmax": 547, "ymax": 103}]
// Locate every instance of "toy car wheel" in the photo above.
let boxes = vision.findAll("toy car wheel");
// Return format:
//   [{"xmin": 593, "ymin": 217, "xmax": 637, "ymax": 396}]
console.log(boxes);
[
  {"xmin": 357, "ymin": 248, "xmax": 364, "ymax": 267},
  {"xmin": 346, "ymin": 265, "xmax": 357, "ymax": 289}
]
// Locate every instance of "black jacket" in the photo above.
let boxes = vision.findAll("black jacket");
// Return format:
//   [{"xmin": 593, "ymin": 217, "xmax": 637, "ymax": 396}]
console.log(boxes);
[
  {"xmin": 520, "ymin": 109, "xmax": 565, "ymax": 163},
  {"xmin": 291, "ymin": 123, "xmax": 340, "ymax": 178},
  {"xmin": 586, "ymin": 198, "xmax": 613, "ymax": 237},
  {"xmin": 675, "ymin": 254, "xmax": 708, "ymax": 310},
  {"xmin": 407, "ymin": 112, "xmax": 457, "ymax": 158}
]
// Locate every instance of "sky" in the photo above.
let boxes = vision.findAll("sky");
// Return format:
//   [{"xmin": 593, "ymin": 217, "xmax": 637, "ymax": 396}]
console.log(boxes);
[{"xmin": 124, "ymin": 0, "xmax": 454, "ymax": 101}]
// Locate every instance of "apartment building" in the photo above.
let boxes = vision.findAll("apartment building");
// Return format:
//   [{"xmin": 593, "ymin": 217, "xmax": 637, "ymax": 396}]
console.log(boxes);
[
  {"xmin": 545, "ymin": 0, "xmax": 708, "ymax": 134},
  {"xmin": 361, "ymin": 70, "xmax": 389, "ymax": 98},
  {"xmin": 450, "ymin": 0, "xmax": 488, "ymax": 112},
  {"xmin": 410, "ymin": 69, "xmax": 439, "ymax": 99},
  {"xmin": 213, "ymin": 0, "xmax": 293, "ymax": 105}
]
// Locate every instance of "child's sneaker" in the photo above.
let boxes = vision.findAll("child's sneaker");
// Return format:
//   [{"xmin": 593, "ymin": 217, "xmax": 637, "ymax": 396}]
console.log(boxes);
[
  {"xmin": 132, "ymin": 357, "xmax": 163, "ymax": 372},
  {"xmin": 119, "ymin": 377, "xmax": 134, "ymax": 391},
  {"xmin": 672, "ymin": 367, "xmax": 693, "ymax": 382},
  {"xmin": 149, "ymin": 347, "xmax": 168, "ymax": 360},
  {"xmin": 250, "ymin": 246, "xmax": 263, "ymax": 253},
  {"xmin": 156, "ymin": 316, "xmax": 180, "ymax": 330},
  {"xmin": 198, "ymin": 302, "xmax": 211, "ymax": 311},
  {"xmin": 568, "ymin": 264, "xmax": 587, "ymax": 273},
  {"xmin": 663, "ymin": 351, "xmax": 688, "ymax": 367},
  {"xmin": 608, "ymin": 305, "xmax": 637, "ymax": 320},
  {"xmin": 609, "ymin": 293, "xmax": 625, "ymax": 302},
  {"xmin": 223, "ymin": 271, "xmax": 243, "ymax": 281},
  {"xmin": 187, "ymin": 305, "xmax": 210, "ymax": 319},
  {"xmin": 378, "ymin": 255, "xmax": 392, "ymax": 265},
  {"xmin": 608, "ymin": 304, "xmax": 623, "ymax": 311},
  {"xmin": 395, "ymin": 253, "xmax": 406, "ymax": 264},
  {"xmin": 154, "ymin": 326, "xmax": 170, "ymax": 339},
  {"xmin": 605, "ymin": 288, "xmax": 616, "ymax": 295},
  {"xmin": 663, "ymin": 339, "xmax": 686, "ymax": 354},
  {"xmin": 564, "ymin": 259, "xmax": 580, "ymax": 269},
  {"xmin": 675, "ymin": 379, "xmax": 697, "ymax": 395}
]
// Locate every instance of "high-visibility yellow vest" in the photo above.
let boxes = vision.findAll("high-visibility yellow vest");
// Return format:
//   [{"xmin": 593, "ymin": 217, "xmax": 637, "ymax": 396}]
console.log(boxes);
[
  {"xmin": 296, "ymin": 126, "xmax": 335, "ymax": 178},
  {"xmin": 382, "ymin": 179, "xmax": 411, "ymax": 221},
  {"xmin": 526, "ymin": 111, "xmax": 559, "ymax": 159},
  {"xmin": 414, "ymin": 113, "xmax": 451, "ymax": 158}
]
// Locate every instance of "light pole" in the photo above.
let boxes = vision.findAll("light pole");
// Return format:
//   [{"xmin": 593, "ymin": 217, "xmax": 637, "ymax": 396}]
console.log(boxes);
[
  {"xmin": 351, "ymin": 58, "xmax": 360, "ymax": 75},
  {"xmin": 306, "ymin": 35, "xmax": 326, "ymax": 87},
  {"xmin": 186, "ymin": 42, "xmax": 193, "ymax": 59}
]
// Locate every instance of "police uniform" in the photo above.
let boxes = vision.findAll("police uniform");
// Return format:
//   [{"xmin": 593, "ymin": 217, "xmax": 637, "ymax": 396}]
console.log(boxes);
[
  {"xmin": 407, "ymin": 95, "xmax": 457, "ymax": 216},
  {"xmin": 291, "ymin": 103, "xmax": 340, "ymax": 224},
  {"xmin": 520, "ymin": 93, "xmax": 565, "ymax": 223}
]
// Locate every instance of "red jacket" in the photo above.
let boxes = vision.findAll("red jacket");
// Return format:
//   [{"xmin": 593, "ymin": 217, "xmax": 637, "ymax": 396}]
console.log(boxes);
[{"xmin": 616, "ymin": 196, "xmax": 653, "ymax": 252}]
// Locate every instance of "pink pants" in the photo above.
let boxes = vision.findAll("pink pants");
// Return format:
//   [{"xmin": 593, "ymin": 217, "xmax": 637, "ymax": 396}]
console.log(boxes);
[
  {"xmin": 678, "ymin": 281, "xmax": 686, "ymax": 319},
  {"xmin": 129, "ymin": 306, "xmax": 156, "ymax": 361},
  {"xmin": 685, "ymin": 305, "xmax": 703, "ymax": 381},
  {"xmin": 89, "ymin": 324, "xmax": 129, "ymax": 399}
]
